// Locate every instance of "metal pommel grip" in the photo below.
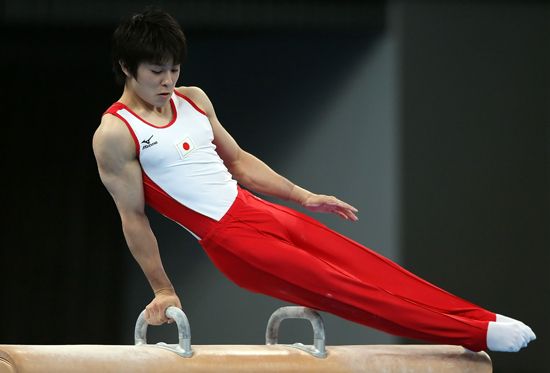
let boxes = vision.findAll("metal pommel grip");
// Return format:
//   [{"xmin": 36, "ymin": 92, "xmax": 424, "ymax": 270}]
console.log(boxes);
[
  {"xmin": 265, "ymin": 306, "xmax": 327, "ymax": 358},
  {"xmin": 134, "ymin": 306, "xmax": 193, "ymax": 357}
]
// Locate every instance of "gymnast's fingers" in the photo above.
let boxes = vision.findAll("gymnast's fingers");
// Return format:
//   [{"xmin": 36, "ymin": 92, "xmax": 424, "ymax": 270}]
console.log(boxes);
[
  {"xmin": 329, "ymin": 200, "xmax": 359, "ymax": 221},
  {"xmin": 335, "ymin": 210, "xmax": 349, "ymax": 220},
  {"xmin": 337, "ymin": 208, "xmax": 358, "ymax": 221},
  {"xmin": 334, "ymin": 198, "xmax": 358, "ymax": 213},
  {"xmin": 342, "ymin": 207, "xmax": 359, "ymax": 221},
  {"xmin": 146, "ymin": 302, "xmax": 165, "ymax": 325}
]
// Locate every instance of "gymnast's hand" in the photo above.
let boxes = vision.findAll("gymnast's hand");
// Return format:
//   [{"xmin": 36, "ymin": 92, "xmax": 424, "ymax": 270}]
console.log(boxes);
[
  {"xmin": 145, "ymin": 289, "xmax": 183, "ymax": 325},
  {"xmin": 302, "ymin": 193, "xmax": 359, "ymax": 221}
]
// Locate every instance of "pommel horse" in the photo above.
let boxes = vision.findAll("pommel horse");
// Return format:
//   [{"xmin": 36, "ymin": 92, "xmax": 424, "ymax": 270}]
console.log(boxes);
[{"xmin": 0, "ymin": 306, "xmax": 492, "ymax": 372}]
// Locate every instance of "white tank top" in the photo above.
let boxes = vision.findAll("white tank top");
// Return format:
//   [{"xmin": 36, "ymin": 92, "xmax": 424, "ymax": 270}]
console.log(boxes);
[{"xmin": 105, "ymin": 91, "xmax": 238, "ymax": 221}]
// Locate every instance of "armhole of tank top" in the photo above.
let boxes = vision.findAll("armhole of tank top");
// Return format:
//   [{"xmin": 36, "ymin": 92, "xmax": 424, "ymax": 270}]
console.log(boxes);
[
  {"xmin": 103, "ymin": 112, "xmax": 141, "ymax": 157},
  {"xmin": 174, "ymin": 90, "xmax": 208, "ymax": 116}
]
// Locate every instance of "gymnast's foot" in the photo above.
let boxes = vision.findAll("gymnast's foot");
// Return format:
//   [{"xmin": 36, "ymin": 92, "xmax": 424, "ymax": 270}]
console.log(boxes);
[
  {"xmin": 496, "ymin": 314, "xmax": 536, "ymax": 340},
  {"xmin": 486, "ymin": 321, "xmax": 536, "ymax": 352}
]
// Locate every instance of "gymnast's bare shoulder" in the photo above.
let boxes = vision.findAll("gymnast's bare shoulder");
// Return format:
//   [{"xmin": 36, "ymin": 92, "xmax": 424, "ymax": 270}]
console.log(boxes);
[
  {"xmin": 92, "ymin": 113, "xmax": 140, "ymax": 192},
  {"xmin": 175, "ymin": 86, "xmax": 214, "ymax": 114},
  {"xmin": 93, "ymin": 114, "xmax": 136, "ymax": 161}
]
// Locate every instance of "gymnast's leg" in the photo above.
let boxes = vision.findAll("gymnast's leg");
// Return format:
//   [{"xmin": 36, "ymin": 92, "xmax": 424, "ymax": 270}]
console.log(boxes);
[
  {"xmin": 202, "ymin": 236, "xmax": 488, "ymax": 350},
  {"xmin": 201, "ymin": 190, "xmax": 535, "ymax": 351},
  {"xmin": 263, "ymin": 198, "xmax": 536, "ymax": 351}
]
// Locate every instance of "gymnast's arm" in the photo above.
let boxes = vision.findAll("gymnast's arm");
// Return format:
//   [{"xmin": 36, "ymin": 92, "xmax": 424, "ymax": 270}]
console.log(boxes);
[
  {"xmin": 180, "ymin": 86, "xmax": 358, "ymax": 221},
  {"xmin": 92, "ymin": 114, "xmax": 181, "ymax": 325}
]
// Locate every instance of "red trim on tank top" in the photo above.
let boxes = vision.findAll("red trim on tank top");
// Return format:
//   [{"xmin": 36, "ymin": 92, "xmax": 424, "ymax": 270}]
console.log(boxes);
[
  {"xmin": 112, "ymin": 99, "xmax": 177, "ymax": 129},
  {"xmin": 141, "ymin": 171, "xmax": 219, "ymax": 239},
  {"xmin": 174, "ymin": 90, "xmax": 207, "ymax": 116},
  {"xmin": 103, "ymin": 104, "xmax": 140, "ymax": 156}
]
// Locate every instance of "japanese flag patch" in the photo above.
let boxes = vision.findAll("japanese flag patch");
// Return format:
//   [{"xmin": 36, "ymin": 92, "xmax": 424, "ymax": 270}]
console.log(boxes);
[{"xmin": 175, "ymin": 137, "xmax": 196, "ymax": 159}]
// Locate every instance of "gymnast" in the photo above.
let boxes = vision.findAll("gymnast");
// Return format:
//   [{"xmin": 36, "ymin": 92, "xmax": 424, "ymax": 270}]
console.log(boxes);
[{"xmin": 92, "ymin": 7, "xmax": 535, "ymax": 353}]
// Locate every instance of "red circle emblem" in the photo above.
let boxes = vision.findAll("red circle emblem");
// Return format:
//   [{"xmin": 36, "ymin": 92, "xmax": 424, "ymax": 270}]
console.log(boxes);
[{"xmin": 183, "ymin": 142, "xmax": 190, "ymax": 151}]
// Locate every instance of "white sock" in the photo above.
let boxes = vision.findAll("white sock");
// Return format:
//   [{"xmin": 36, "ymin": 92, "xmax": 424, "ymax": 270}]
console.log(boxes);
[
  {"xmin": 486, "ymin": 321, "xmax": 535, "ymax": 352},
  {"xmin": 496, "ymin": 314, "xmax": 537, "ymax": 340}
]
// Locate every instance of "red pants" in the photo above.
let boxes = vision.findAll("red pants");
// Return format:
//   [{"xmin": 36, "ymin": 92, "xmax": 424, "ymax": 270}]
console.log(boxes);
[{"xmin": 196, "ymin": 188, "xmax": 495, "ymax": 351}]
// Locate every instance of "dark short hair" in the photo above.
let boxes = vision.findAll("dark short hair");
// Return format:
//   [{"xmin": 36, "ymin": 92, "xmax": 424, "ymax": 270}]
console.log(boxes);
[{"xmin": 111, "ymin": 7, "xmax": 187, "ymax": 85}]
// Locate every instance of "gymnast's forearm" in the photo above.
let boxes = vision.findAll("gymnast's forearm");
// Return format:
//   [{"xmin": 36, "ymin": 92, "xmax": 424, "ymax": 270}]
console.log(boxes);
[
  {"xmin": 120, "ymin": 212, "xmax": 174, "ymax": 294},
  {"xmin": 230, "ymin": 151, "xmax": 313, "ymax": 205}
]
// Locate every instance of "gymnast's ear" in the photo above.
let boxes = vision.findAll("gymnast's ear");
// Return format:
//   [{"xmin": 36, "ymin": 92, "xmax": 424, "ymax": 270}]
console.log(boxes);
[{"xmin": 119, "ymin": 60, "xmax": 130, "ymax": 77}]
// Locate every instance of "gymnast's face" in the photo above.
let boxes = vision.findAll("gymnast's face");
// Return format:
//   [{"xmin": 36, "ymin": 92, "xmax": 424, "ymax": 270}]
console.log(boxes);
[{"xmin": 127, "ymin": 61, "xmax": 180, "ymax": 108}]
